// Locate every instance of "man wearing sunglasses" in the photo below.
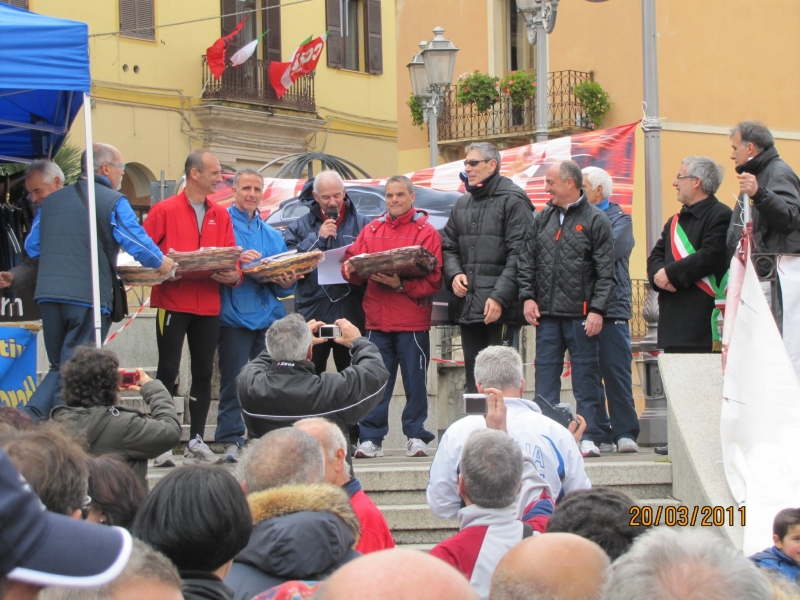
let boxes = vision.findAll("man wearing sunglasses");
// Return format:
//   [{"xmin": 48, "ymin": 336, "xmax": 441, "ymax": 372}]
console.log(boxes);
[{"xmin": 441, "ymin": 142, "xmax": 535, "ymax": 394}]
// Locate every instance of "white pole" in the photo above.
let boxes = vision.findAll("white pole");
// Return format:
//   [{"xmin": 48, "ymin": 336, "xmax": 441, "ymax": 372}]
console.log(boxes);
[{"xmin": 82, "ymin": 92, "xmax": 103, "ymax": 348}]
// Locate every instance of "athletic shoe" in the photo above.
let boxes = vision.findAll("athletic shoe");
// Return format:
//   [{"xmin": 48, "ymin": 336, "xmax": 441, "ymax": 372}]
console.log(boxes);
[
  {"xmin": 406, "ymin": 438, "xmax": 429, "ymax": 457},
  {"xmin": 223, "ymin": 443, "xmax": 242, "ymax": 463},
  {"xmin": 616, "ymin": 437, "xmax": 639, "ymax": 453},
  {"xmin": 580, "ymin": 440, "xmax": 601, "ymax": 458},
  {"xmin": 153, "ymin": 450, "xmax": 176, "ymax": 468},
  {"xmin": 654, "ymin": 445, "xmax": 669, "ymax": 456},
  {"xmin": 183, "ymin": 435, "xmax": 224, "ymax": 465},
  {"xmin": 355, "ymin": 441, "xmax": 383, "ymax": 458},
  {"xmin": 599, "ymin": 443, "xmax": 616, "ymax": 453}
]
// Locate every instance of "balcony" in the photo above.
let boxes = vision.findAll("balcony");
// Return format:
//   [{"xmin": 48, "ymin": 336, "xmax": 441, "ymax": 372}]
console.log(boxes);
[
  {"xmin": 201, "ymin": 56, "xmax": 316, "ymax": 113},
  {"xmin": 437, "ymin": 70, "xmax": 594, "ymax": 145}
]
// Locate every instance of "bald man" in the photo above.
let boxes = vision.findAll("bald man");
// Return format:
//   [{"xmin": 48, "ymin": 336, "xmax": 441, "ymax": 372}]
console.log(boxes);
[
  {"xmin": 490, "ymin": 533, "xmax": 609, "ymax": 600},
  {"xmin": 317, "ymin": 548, "xmax": 479, "ymax": 600}
]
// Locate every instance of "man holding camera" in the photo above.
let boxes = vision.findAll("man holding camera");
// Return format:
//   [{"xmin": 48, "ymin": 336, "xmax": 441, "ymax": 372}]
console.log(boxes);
[{"xmin": 342, "ymin": 175, "xmax": 443, "ymax": 458}]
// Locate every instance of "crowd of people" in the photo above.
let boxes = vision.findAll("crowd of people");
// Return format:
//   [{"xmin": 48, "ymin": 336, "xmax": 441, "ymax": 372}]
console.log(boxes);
[{"xmin": 1, "ymin": 119, "xmax": 799, "ymax": 599}]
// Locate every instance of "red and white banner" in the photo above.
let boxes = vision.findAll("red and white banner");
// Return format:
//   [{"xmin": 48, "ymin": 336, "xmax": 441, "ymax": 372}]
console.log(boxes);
[{"xmin": 269, "ymin": 35, "xmax": 326, "ymax": 99}]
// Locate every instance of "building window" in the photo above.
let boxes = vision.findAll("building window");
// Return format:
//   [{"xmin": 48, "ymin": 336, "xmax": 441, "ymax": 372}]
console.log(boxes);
[
  {"xmin": 0, "ymin": 0, "xmax": 28, "ymax": 8},
  {"xmin": 326, "ymin": 0, "xmax": 382, "ymax": 75},
  {"xmin": 507, "ymin": 0, "xmax": 535, "ymax": 74},
  {"xmin": 119, "ymin": 0, "xmax": 155, "ymax": 41},
  {"xmin": 221, "ymin": 0, "xmax": 281, "ymax": 63}
]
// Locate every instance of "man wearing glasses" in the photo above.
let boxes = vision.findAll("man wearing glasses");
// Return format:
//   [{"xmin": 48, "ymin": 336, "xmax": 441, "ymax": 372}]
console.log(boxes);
[{"xmin": 441, "ymin": 142, "xmax": 535, "ymax": 394}]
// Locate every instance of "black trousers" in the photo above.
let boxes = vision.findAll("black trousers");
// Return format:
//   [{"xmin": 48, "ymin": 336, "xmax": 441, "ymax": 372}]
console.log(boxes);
[
  {"xmin": 311, "ymin": 339, "xmax": 360, "ymax": 445},
  {"xmin": 155, "ymin": 309, "xmax": 219, "ymax": 441},
  {"xmin": 460, "ymin": 322, "xmax": 520, "ymax": 393}
]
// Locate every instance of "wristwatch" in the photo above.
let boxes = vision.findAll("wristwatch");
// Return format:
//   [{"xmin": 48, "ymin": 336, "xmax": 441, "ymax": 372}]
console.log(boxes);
[{"xmin": 395, "ymin": 280, "xmax": 405, "ymax": 292}]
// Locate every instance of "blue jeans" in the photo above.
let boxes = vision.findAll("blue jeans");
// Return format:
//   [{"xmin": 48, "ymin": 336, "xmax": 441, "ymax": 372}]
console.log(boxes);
[
  {"xmin": 595, "ymin": 319, "xmax": 640, "ymax": 443},
  {"xmin": 534, "ymin": 316, "xmax": 611, "ymax": 444},
  {"xmin": 359, "ymin": 330, "xmax": 435, "ymax": 446},
  {"xmin": 216, "ymin": 325, "xmax": 267, "ymax": 446},
  {"xmin": 21, "ymin": 302, "xmax": 110, "ymax": 422}
]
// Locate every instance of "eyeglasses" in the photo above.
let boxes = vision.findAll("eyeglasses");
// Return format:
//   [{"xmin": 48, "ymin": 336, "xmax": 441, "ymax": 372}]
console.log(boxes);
[
  {"xmin": 109, "ymin": 162, "xmax": 126, "ymax": 171},
  {"xmin": 463, "ymin": 159, "xmax": 490, "ymax": 167},
  {"xmin": 675, "ymin": 174, "xmax": 697, "ymax": 180}
]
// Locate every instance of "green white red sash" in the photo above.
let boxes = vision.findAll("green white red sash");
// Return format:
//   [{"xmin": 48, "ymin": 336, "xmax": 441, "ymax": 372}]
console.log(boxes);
[{"xmin": 670, "ymin": 214, "xmax": 729, "ymax": 349}]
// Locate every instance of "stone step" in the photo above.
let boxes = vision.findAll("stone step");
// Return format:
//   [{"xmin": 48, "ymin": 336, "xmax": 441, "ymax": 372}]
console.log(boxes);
[
  {"xmin": 380, "ymin": 504, "xmax": 458, "ymax": 532},
  {"xmin": 397, "ymin": 543, "xmax": 435, "ymax": 552},
  {"xmin": 180, "ymin": 424, "xmax": 219, "ymax": 442},
  {"xmin": 392, "ymin": 528, "xmax": 457, "ymax": 545}
]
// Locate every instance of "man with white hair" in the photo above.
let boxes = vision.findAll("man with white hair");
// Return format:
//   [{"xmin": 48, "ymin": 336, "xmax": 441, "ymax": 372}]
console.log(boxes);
[
  {"xmin": 17, "ymin": 144, "xmax": 173, "ymax": 422},
  {"xmin": 581, "ymin": 166, "xmax": 639, "ymax": 454},
  {"xmin": 294, "ymin": 417, "xmax": 394, "ymax": 553}
]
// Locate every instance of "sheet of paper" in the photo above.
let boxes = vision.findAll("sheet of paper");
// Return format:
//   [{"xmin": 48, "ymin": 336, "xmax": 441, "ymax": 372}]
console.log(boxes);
[{"xmin": 317, "ymin": 244, "xmax": 351, "ymax": 285}]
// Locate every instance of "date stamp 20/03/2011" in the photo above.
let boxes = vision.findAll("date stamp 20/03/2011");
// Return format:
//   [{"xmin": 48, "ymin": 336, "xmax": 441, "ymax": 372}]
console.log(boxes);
[{"xmin": 629, "ymin": 506, "xmax": 745, "ymax": 527}]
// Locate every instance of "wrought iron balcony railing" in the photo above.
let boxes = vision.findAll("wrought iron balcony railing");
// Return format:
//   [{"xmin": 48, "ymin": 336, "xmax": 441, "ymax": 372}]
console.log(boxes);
[
  {"xmin": 201, "ymin": 56, "xmax": 316, "ymax": 113},
  {"xmin": 437, "ymin": 70, "xmax": 594, "ymax": 143}
]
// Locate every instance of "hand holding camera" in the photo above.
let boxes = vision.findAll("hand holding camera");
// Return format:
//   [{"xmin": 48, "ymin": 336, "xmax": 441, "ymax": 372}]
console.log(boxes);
[{"xmin": 118, "ymin": 368, "xmax": 151, "ymax": 392}]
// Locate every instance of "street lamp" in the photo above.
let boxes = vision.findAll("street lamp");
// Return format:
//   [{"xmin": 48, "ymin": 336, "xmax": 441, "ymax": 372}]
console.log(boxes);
[{"xmin": 407, "ymin": 27, "xmax": 459, "ymax": 168}]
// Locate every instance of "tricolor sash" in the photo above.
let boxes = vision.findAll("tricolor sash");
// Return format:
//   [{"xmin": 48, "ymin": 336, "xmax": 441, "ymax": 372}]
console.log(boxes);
[{"xmin": 670, "ymin": 214, "xmax": 729, "ymax": 350}]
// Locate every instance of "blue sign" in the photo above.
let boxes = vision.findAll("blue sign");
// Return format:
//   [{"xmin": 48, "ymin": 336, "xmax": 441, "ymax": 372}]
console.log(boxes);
[{"xmin": 0, "ymin": 327, "xmax": 37, "ymax": 408}]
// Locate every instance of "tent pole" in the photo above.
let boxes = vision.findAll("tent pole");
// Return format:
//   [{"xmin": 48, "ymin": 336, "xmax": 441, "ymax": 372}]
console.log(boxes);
[{"xmin": 83, "ymin": 92, "xmax": 103, "ymax": 348}]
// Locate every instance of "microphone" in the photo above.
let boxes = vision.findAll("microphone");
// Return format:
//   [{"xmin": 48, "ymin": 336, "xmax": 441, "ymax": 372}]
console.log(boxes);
[{"xmin": 326, "ymin": 208, "xmax": 338, "ymax": 249}]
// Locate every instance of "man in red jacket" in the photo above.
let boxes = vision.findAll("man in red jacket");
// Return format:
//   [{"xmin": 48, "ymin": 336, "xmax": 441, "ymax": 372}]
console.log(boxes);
[
  {"xmin": 343, "ymin": 175, "xmax": 443, "ymax": 458},
  {"xmin": 144, "ymin": 150, "xmax": 255, "ymax": 465}
]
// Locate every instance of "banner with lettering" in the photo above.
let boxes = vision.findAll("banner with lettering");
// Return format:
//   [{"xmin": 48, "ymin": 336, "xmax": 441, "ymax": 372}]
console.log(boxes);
[{"xmin": 0, "ymin": 326, "xmax": 37, "ymax": 408}]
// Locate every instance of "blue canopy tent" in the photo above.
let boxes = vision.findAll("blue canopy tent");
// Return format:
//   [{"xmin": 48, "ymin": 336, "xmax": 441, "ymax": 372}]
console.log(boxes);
[{"xmin": 0, "ymin": 3, "xmax": 104, "ymax": 346}]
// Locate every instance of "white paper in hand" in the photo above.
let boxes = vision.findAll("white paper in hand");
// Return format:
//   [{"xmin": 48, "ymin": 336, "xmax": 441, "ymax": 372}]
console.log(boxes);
[{"xmin": 318, "ymin": 244, "xmax": 351, "ymax": 285}]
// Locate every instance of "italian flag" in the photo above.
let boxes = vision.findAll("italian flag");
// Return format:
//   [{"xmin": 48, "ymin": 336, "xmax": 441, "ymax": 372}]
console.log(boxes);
[
  {"xmin": 230, "ymin": 30, "xmax": 269, "ymax": 67},
  {"xmin": 269, "ymin": 34, "xmax": 327, "ymax": 98}
]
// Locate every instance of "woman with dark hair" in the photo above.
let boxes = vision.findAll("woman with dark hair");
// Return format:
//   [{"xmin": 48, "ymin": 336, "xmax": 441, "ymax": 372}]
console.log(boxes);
[
  {"xmin": 51, "ymin": 345, "xmax": 181, "ymax": 486},
  {"xmin": 132, "ymin": 465, "xmax": 254, "ymax": 600},
  {"xmin": 85, "ymin": 454, "xmax": 146, "ymax": 530}
]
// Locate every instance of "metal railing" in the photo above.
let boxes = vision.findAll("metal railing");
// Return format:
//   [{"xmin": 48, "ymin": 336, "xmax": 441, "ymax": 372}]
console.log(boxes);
[
  {"xmin": 437, "ymin": 70, "xmax": 594, "ymax": 142},
  {"xmin": 201, "ymin": 56, "xmax": 316, "ymax": 112}
]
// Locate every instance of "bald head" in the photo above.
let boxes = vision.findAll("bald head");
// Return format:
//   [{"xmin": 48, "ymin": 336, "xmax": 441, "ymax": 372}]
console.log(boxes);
[
  {"xmin": 318, "ymin": 548, "xmax": 479, "ymax": 600},
  {"xmin": 491, "ymin": 533, "xmax": 609, "ymax": 600},
  {"xmin": 293, "ymin": 417, "xmax": 349, "ymax": 486}
]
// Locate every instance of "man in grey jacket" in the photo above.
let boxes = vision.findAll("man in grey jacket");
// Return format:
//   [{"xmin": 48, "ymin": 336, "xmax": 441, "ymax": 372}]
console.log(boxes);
[{"xmin": 582, "ymin": 167, "xmax": 639, "ymax": 453}]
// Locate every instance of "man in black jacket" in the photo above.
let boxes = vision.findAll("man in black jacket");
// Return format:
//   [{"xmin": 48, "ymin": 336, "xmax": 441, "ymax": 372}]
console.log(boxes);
[
  {"xmin": 648, "ymin": 156, "xmax": 732, "ymax": 354},
  {"xmin": 441, "ymin": 142, "xmax": 535, "ymax": 393},
  {"xmin": 582, "ymin": 167, "xmax": 639, "ymax": 454},
  {"xmin": 236, "ymin": 313, "xmax": 389, "ymax": 442},
  {"xmin": 518, "ymin": 160, "xmax": 616, "ymax": 458}
]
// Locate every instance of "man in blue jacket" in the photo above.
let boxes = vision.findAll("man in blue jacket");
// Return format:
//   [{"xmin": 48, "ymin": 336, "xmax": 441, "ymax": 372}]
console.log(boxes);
[{"xmin": 217, "ymin": 169, "xmax": 300, "ymax": 461}]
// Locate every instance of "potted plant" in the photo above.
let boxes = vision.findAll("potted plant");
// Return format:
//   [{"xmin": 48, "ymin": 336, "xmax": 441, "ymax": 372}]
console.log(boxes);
[
  {"xmin": 456, "ymin": 71, "xmax": 500, "ymax": 113},
  {"xmin": 407, "ymin": 94, "xmax": 425, "ymax": 129},
  {"xmin": 572, "ymin": 80, "xmax": 612, "ymax": 128},
  {"xmin": 499, "ymin": 71, "xmax": 536, "ymax": 107}
]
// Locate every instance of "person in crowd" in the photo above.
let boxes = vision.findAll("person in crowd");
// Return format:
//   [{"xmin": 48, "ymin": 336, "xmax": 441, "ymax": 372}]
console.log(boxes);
[
  {"xmin": 50, "ymin": 346, "xmax": 181, "ymax": 487},
  {"xmin": 750, "ymin": 507, "xmax": 800, "ymax": 584},
  {"xmin": 0, "ymin": 406, "xmax": 35, "ymax": 431},
  {"xmin": 42, "ymin": 539, "xmax": 182, "ymax": 600},
  {"xmin": 430, "ymin": 427, "xmax": 551, "ymax": 600},
  {"xmin": 342, "ymin": 174, "xmax": 443, "ymax": 458},
  {"xmin": 428, "ymin": 346, "xmax": 590, "ymax": 520},
  {"xmin": 84, "ymin": 455, "xmax": 146, "ymax": 530},
  {"xmin": 490, "ymin": 532, "xmax": 609, "ymax": 600},
  {"xmin": 518, "ymin": 160, "xmax": 616, "ymax": 459},
  {"xmin": 581, "ymin": 166, "xmax": 639, "ymax": 454},
  {"xmin": 601, "ymin": 528, "xmax": 771, "ymax": 600},
  {"xmin": 284, "ymin": 171, "xmax": 370, "ymax": 376},
  {"xmin": 0, "ymin": 159, "xmax": 64, "ymax": 292},
  {"xmin": 216, "ymin": 168, "xmax": 300, "ymax": 462},
  {"xmin": 545, "ymin": 487, "xmax": 647, "ymax": 560},
  {"xmin": 316, "ymin": 548, "xmax": 480, "ymax": 600},
  {"xmin": 2, "ymin": 426, "xmax": 88, "ymax": 519},
  {"xmin": 236, "ymin": 313, "xmax": 388, "ymax": 445},
  {"xmin": 294, "ymin": 417, "xmax": 394, "ymax": 554},
  {"xmin": 0, "ymin": 448, "xmax": 132, "ymax": 600},
  {"xmin": 727, "ymin": 121, "xmax": 800, "ymax": 257},
  {"xmin": 144, "ymin": 149, "xmax": 252, "ymax": 466},
  {"xmin": 132, "ymin": 465, "xmax": 253, "ymax": 600},
  {"xmin": 16, "ymin": 144, "xmax": 173, "ymax": 422},
  {"xmin": 441, "ymin": 142, "xmax": 535, "ymax": 394},
  {"xmin": 225, "ymin": 428, "xmax": 361, "ymax": 600}
]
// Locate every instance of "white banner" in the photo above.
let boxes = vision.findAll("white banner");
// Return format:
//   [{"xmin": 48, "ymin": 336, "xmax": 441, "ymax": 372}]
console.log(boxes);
[{"xmin": 777, "ymin": 255, "xmax": 800, "ymax": 382}]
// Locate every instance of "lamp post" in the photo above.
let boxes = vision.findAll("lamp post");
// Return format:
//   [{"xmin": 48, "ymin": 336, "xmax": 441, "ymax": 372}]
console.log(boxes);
[{"xmin": 407, "ymin": 27, "xmax": 459, "ymax": 168}]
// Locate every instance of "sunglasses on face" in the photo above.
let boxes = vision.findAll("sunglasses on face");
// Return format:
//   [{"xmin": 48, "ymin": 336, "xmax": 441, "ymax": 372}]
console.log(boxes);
[{"xmin": 463, "ymin": 159, "xmax": 490, "ymax": 167}]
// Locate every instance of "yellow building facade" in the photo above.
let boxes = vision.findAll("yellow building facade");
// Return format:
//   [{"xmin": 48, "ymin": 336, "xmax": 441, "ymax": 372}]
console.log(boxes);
[{"xmin": 25, "ymin": 0, "xmax": 398, "ymax": 209}]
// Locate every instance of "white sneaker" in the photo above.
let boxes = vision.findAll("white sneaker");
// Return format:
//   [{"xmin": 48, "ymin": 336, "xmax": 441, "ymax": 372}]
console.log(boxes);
[
  {"xmin": 183, "ymin": 435, "xmax": 224, "ymax": 465},
  {"xmin": 406, "ymin": 438, "xmax": 429, "ymax": 457},
  {"xmin": 616, "ymin": 437, "xmax": 639, "ymax": 453},
  {"xmin": 223, "ymin": 443, "xmax": 242, "ymax": 463},
  {"xmin": 355, "ymin": 441, "xmax": 383, "ymax": 458},
  {"xmin": 153, "ymin": 450, "xmax": 176, "ymax": 468},
  {"xmin": 580, "ymin": 440, "xmax": 601, "ymax": 458},
  {"xmin": 599, "ymin": 443, "xmax": 616, "ymax": 453}
]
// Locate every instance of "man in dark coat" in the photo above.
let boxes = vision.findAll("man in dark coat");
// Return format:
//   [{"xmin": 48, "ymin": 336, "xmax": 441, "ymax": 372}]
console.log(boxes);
[
  {"xmin": 518, "ymin": 160, "xmax": 616, "ymax": 459},
  {"xmin": 648, "ymin": 156, "xmax": 732, "ymax": 354},
  {"xmin": 441, "ymin": 142, "xmax": 535, "ymax": 393}
]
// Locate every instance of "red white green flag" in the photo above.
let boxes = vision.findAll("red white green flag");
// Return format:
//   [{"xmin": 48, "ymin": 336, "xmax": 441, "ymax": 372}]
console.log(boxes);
[
  {"xmin": 230, "ymin": 30, "xmax": 269, "ymax": 67},
  {"xmin": 269, "ymin": 34, "xmax": 326, "ymax": 98}
]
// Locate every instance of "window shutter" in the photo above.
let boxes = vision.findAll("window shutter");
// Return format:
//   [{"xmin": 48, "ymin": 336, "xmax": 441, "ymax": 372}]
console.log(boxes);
[
  {"xmin": 119, "ymin": 0, "xmax": 137, "ymax": 37},
  {"xmin": 326, "ymin": 0, "xmax": 343, "ymax": 69},
  {"xmin": 0, "ymin": 0, "xmax": 29, "ymax": 8},
  {"xmin": 119, "ymin": 0, "xmax": 154, "ymax": 41},
  {"xmin": 363, "ymin": 0, "xmax": 382, "ymax": 75},
  {"xmin": 262, "ymin": 0, "xmax": 282, "ymax": 63}
]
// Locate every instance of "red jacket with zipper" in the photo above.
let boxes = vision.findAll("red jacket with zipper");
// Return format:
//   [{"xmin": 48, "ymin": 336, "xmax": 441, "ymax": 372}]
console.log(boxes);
[
  {"xmin": 144, "ymin": 191, "xmax": 237, "ymax": 316},
  {"xmin": 343, "ymin": 209, "xmax": 442, "ymax": 332}
]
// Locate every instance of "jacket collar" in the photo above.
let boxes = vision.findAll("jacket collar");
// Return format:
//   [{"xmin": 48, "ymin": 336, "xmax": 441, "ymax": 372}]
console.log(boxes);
[
  {"xmin": 736, "ymin": 146, "xmax": 779, "ymax": 176},
  {"xmin": 547, "ymin": 191, "xmax": 587, "ymax": 214},
  {"xmin": 229, "ymin": 204, "xmax": 261, "ymax": 228},
  {"xmin": 681, "ymin": 194, "xmax": 718, "ymax": 219},
  {"xmin": 342, "ymin": 477, "xmax": 362, "ymax": 498},
  {"xmin": 93, "ymin": 174, "xmax": 114, "ymax": 190},
  {"xmin": 378, "ymin": 208, "xmax": 427, "ymax": 228},
  {"xmin": 303, "ymin": 195, "xmax": 355, "ymax": 225},
  {"xmin": 460, "ymin": 170, "xmax": 501, "ymax": 198},
  {"xmin": 457, "ymin": 503, "xmax": 518, "ymax": 530}
]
